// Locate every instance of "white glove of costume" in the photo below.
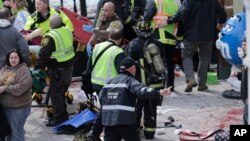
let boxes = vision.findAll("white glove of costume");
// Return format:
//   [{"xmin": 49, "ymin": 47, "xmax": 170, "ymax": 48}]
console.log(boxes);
[{"xmin": 237, "ymin": 47, "xmax": 244, "ymax": 58}]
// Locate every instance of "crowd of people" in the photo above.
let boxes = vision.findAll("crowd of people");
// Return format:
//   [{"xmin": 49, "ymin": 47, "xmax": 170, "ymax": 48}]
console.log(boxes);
[{"xmin": 0, "ymin": 0, "xmax": 248, "ymax": 141}]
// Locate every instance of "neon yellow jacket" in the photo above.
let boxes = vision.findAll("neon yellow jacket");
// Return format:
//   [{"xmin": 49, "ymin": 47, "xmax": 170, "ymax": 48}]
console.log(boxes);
[
  {"xmin": 151, "ymin": 0, "xmax": 179, "ymax": 45},
  {"xmin": 25, "ymin": 8, "xmax": 73, "ymax": 34}
]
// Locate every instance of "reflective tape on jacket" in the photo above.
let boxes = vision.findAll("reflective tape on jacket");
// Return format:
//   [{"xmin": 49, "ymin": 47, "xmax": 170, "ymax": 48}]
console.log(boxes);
[
  {"xmin": 102, "ymin": 105, "xmax": 135, "ymax": 112},
  {"xmin": 46, "ymin": 27, "xmax": 75, "ymax": 62},
  {"xmin": 103, "ymin": 83, "xmax": 128, "ymax": 88},
  {"xmin": 144, "ymin": 127, "xmax": 156, "ymax": 132}
]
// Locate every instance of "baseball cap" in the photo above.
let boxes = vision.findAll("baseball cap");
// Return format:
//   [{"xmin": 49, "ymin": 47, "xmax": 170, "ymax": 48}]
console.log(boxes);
[{"xmin": 120, "ymin": 57, "xmax": 137, "ymax": 70}]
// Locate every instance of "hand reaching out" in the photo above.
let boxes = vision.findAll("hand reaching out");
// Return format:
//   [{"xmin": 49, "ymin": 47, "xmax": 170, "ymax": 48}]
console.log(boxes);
[{"xmin": 160, "ymin": 86, "xmax": 172, "ymax": 96}]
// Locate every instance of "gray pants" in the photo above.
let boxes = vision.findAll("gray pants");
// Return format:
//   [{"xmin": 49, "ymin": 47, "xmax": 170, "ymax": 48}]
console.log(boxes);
[{"xmin": 182, "ymin": 40, "xmax": 212, "ymax": 86}]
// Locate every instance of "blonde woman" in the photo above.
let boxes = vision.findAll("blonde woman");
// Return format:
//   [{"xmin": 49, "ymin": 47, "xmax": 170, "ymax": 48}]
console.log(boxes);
[{"xmin": 10, "ymin": 0, "xmax": 29, "ymax": 32}]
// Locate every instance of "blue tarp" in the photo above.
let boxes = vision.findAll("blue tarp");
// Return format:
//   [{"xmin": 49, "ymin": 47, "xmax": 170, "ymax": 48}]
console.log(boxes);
[{"xmin": 52, "ymin": 109, "xmax": 96, "ymax": 132}]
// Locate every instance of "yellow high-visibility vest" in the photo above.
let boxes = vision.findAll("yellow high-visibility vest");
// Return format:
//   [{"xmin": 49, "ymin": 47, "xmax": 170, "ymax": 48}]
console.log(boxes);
[
  {"xmin": 44, "ymin": 27, "xmax": 75, "ymax": 62},
  {"xmin": 151, "ymin": 0, "xmax": 179, "ymax": 45},
  {"xmin": 91, "ymin": 41, "xmax": 123, "ymax": 86}
]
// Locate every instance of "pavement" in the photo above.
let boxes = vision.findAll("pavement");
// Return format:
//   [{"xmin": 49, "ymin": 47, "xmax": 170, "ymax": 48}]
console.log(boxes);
[{"xmin": 24, "ymin": 71, "xmax": 244, "ymax": 141}]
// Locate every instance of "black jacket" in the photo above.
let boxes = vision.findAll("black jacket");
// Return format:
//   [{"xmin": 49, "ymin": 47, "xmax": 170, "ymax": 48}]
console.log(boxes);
[
  {"xmin": 167, "ymin": 0, "xmax": 227, "ymax": 42},
  {"xmin": 99, "ymin": 71, "xmax": 160, "ymax": 126}
]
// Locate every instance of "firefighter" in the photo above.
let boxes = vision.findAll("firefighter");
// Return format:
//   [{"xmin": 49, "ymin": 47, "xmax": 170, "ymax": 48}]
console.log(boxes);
[
  {"xmin": 23, "ymin": 0, "xmax": 73, "ymax": 43},
  {"xmin": 35, "ymin": 15, "xmax": 75, "ymax": 127},
  {"xmin": 126, "ymin": 20, "xmax": 165, "ymax": 139},
  {"xmin": 143, "ymin": 0, "xmax": 182, "ymax": 93}
]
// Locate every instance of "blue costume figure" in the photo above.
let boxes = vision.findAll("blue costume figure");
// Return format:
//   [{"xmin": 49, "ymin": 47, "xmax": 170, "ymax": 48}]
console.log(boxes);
[
  {"xmin": 216, "ymin": 12, "xmax": 246, "ymax": 66},
  {"xmin": 216, "ymin": 12, "xmax": 246, "ymax": 96}
]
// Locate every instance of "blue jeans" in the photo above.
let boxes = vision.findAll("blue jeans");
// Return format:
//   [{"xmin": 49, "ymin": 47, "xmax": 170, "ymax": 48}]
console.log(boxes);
[{"xmin": 4, "ymin": 105, "xmax": 31, "ymax": 141}]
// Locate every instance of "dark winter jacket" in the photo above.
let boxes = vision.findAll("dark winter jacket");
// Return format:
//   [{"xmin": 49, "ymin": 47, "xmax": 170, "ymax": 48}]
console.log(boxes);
[
  {"xmin": 167, "ymin": 0, "xmax": 227, "ymax": 42},
  {"xmin": 100, "ymin": 70, "xmax": 161, "ymax": 126}
]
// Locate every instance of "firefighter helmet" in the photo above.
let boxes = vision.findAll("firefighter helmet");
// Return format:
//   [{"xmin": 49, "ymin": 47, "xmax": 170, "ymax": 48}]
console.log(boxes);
[{"xmin": 133, "ymin": 20, "xmax": 154, "ymax": 38}]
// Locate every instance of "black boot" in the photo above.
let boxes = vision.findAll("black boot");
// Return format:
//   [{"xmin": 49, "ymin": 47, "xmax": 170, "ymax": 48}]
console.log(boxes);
[{"xmin": 86, "ymin": 130, "xmax": 101, "ymax": 141}]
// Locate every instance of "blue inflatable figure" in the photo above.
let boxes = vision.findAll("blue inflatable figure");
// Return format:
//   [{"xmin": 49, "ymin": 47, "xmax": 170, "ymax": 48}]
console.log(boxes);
[{"xmin": 216, "ymin": 12, "xmax": 246, "ymax": 66}]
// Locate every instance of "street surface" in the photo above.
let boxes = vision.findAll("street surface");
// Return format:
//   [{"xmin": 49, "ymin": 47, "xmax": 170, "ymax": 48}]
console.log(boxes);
[{"xmin": 25, "ymin": 72, "xmax": 243, "ymax": 141}]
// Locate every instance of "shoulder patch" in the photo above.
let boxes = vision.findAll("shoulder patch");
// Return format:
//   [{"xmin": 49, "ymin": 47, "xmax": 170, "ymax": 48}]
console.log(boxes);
[{"xmin": 42, "ymin": 38, "xmax": 49, "ymax": 46}]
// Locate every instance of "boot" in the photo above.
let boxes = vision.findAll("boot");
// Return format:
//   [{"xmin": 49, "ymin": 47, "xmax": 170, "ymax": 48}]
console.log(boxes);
[
  {"xmin": 86, "ymin": 130, "xmax": 101, "ymax": 141},
  {"xmin": 184, "ymin": 80, "xmax": 197, "ymax": 92}
]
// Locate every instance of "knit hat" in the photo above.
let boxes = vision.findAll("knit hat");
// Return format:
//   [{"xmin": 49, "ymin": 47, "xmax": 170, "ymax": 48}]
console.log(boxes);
[{"xmin": 120, "ymin": 57, "xmax": 137, "ymax": 70}]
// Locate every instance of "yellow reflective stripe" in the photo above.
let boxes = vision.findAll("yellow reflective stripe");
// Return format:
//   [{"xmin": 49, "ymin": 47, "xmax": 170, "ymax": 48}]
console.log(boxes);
[
  {"xmin": 149, "ymin": 83, "xmax": 164, "ymax": 88},
  {"xmin": 144, "ymin": 127, "xmax": 156, "ymax": 132},
  {"xmin": 125, "ymin": 16, "xmax": 132, "ymax": 24},
  {"xmin": 139, "ymin": 59, "xmax": 146, "ymax": 85},
  {"xmin": 176, "ymin": 36, "xmax": 183, "ymax": 41},
  {"xmin": 51, "ymin": 48, "xmax": 74, "ymax": 59},
  {"xmin": 158, "ymin": 38, "xmax": 177, "ymax": 45},
  {"xmin": 130, "ymin": 0, "xmax": 134, "ymax": 12}
]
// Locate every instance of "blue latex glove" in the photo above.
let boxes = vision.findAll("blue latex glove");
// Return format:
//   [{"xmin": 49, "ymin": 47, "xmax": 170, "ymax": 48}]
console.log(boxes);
[
  {"xmin": 82, "ymin": 25, "xmax": 94, "ymax": 33},
  {"xmin": 87, "ymin": 42, "xmax": 92, "ymax": 57}
]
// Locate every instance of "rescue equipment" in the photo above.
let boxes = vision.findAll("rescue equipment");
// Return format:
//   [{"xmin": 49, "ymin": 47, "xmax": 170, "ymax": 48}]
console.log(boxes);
[{"xmin": 144, "ymin": 43, "xmax": 166, "ymax": 75}]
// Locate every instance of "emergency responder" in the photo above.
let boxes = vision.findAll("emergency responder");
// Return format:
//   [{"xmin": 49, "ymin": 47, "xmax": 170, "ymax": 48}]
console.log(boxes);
[
  {"xmin": 35, "ymin": 15, "xmax": 75, "ymax": 127},
  {"xmin": 86, "ymin": 1, "xmax": 121, "ymax": 56},
  {"xmin": 99, "ymin": 57, "xmax": 172, "ymax": 141},
  {"xmin": 23, "ymin": 0, "xmax": 73, "ymax": 43},
  {"xmin": 95, "ymin": 0, "xmax": 140, "ymax": 41},
  {"xmin": 84, "ymin": 21, "xmax": 126, "ymax": 141},
  {"xmin": 126, "ymin": 20, "xmax": 165, "ymax": 139},
  {"xmin": 143, "ymin": 0, "xmax": 182, "ymax": 93}
]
